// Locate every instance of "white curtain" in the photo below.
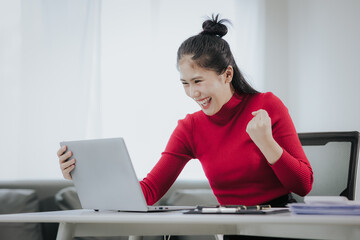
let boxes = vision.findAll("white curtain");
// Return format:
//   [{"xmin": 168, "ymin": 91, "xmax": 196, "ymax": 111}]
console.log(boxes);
[{"xmin": 0, "ymin": 0, "xmax": 101, "ymax": 179}]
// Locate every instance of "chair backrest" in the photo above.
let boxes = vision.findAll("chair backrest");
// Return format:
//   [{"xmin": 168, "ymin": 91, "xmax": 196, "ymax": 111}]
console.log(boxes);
[{"xmin": 293, "ymin": 131, "xmax": 359, "ymax": 202}]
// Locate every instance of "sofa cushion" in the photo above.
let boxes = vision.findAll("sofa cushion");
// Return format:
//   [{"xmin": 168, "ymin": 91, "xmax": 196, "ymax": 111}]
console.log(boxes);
[
  {"xmin": 165, "ymin": 189, "xmax": 218, "ymax": 206},
  {"xmin": 0, "ymin": 189, "xmax": 43, "ymax": 240},
  {"xmin": 55, "ymin": 186, "xmax": 82, "ymax": 210}
]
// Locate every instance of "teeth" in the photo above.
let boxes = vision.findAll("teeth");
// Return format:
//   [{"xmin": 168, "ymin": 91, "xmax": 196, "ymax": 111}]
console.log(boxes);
[{"xmin": 197, "ymin": 97, "xmax": 211, "ymax": 106}]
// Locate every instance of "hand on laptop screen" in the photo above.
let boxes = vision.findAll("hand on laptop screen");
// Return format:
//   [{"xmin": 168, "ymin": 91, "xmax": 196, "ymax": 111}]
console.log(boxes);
[{"xmin": 57, "ymin": 145, "xmax": 75, "ymax": 180}]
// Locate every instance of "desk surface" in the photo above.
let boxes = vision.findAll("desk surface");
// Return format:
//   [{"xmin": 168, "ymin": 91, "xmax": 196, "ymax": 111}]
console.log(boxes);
[
  {"xmin": 1, "ymin": 209, "xmax": 360, "ymax": 224},
  {"xmin": 1, "ymin": 210, "xmax": 360, "ymax": 240}
]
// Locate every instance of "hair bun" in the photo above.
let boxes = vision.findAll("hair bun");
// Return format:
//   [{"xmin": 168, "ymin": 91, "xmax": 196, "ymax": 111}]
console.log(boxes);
[{"xmin": 201, "ymin": 14, "xmax": 229, "ymax": 38}]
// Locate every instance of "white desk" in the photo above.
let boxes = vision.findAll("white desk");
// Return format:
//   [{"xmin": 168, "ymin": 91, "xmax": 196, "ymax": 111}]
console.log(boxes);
[{"xmin": 0, "ymin": 209, "xmax": 360, "ymax": 240}]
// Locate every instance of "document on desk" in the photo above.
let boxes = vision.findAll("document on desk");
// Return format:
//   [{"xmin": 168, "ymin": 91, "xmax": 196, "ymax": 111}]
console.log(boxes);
[
  {"xmin": 288, "ymin": 196, "xmax": 360, "ymax": 215},
  {"xmin": 184, "ymin": 205, "xmax": 289, "ymax": 215}
]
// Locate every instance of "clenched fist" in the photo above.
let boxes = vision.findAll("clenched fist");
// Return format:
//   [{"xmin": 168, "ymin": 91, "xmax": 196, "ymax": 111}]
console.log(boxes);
[
  {"xmin": 246, "ymin": 109, "xmax": 273, "ymax": 144},
  {"xmin": 246, "ymin": 109, "xmax": 283, "ymax": 164}
]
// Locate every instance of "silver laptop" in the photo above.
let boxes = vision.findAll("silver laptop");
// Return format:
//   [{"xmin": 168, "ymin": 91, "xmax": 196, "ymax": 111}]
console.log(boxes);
[{"xmin": 60, "ymin": 138, "xmax": 195, "ymax": 212}]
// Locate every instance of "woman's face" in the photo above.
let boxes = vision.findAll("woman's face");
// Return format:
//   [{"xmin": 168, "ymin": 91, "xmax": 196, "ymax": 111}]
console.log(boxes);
[{"xmin": 178, "ymin": 55, "xmax": 234, "ymax": 116}]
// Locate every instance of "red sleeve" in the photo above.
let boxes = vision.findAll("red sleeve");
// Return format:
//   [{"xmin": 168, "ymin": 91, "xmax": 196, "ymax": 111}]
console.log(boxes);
[
  {"xmin": 264, "ymin": 93, "xmax": 313, "ymax": 196},
  {"xmin": 139, "ymin": 114, "xmax": 195, "ymax": 205}
]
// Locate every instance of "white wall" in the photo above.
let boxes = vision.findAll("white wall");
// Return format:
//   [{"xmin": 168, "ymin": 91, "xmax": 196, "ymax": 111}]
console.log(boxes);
[
  {"xmin": 263, "ymin": 0, "xmax": 360, "ymax": 199},
  {"xmin": 264, "ymin": 0, "xmax": 360, "ymax": 133},
  {"xmin": 263, "ymin": 0, "xmax": 289, "ymax": 102},
  {"xmin": 289, "ymin": 0, "xmax": 360, "ymax": 132}
]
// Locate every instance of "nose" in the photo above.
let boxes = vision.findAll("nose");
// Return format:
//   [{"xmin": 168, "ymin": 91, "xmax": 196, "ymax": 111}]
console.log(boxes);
[{"xmin": 189, "ymin": 85, "xmax": 200, "ymax": 98}]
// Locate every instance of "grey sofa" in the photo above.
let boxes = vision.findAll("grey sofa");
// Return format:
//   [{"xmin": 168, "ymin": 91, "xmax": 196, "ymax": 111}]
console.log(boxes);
[{"xmin": 0, "ymin": 179, "xmax": 218, "ymax": 240}]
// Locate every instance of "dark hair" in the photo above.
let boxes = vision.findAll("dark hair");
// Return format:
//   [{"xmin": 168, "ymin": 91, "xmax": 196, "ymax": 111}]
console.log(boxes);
[{"xmin": 177, "ymin": 14, "xmax": 258, "ymax": 94}]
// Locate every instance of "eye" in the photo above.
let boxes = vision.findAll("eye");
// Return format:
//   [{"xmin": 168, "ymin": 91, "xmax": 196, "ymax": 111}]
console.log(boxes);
[
  {"xmin": 194, "ymin": 80, "xmax": 202, "ymax": 84},
  {"xmin": 181, "ymin": 82, "xmax": 188, "ymax": 85}
]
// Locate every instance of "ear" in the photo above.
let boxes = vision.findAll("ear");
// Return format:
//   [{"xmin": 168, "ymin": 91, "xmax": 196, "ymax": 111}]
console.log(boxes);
[{"xmin": 224, "ymin": 66, "xmax": 233, "ymax": 84}]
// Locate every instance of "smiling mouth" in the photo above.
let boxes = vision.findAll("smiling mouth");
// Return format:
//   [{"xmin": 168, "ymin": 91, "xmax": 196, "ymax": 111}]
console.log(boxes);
[{"xmin": 195, "ymin": 97, "xmax": 212, "ymax": 109}]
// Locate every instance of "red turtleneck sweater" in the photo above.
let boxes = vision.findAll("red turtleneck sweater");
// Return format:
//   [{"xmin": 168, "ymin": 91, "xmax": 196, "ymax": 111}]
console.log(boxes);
[{"xmin": 140, "ymin": 92, "xmax": 313, "ymax": 206}]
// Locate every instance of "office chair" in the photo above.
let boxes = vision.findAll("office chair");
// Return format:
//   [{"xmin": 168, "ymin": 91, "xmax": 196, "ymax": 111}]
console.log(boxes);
[{"xmin": 295, "ymin": 131, "xmax": 360, "ymax": 202}]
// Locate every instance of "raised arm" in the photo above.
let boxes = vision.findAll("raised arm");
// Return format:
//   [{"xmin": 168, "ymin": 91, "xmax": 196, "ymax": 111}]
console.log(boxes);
[{"xmin": 247, "ymin": 93, "xmax": 313, "ymax": 196}]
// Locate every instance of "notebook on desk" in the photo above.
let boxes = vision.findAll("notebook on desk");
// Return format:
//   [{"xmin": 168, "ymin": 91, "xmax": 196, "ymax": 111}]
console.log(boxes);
[{"xmin": 60, "ymin": 138, "xmax": 195, "ymax": 212}]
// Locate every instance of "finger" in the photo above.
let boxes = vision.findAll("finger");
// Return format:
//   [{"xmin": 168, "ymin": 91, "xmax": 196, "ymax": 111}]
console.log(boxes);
[
  {"xmin": 259, "ymin": 109, "xmax": 269, "ymax": 118},
  {"xmin": 252, "ymin": 109, "xmax": 268, "ymax": 116},
  {"xmin": 65, "ymin": 164, "xmax": 75, "ymax": 175},
  {"xmin": 63, "ymin": 164, "xmax": 75, "ymax": 174},
  {"xmin": 57, "ymin": 145, "xmax": 67, "ymax": 157},
  {"xmin": 63, "ymin": 165, "xmax": 75, "ymax": 180},
  {"xmin": 60, "ymin": 158, "xmax": 76, "ymax": 170},
  {"xmin": 250, "ymin": 112, "xmax": 262, "ymax": 123},
  {"xmin": 253, "ymin": 109, "xmax": 270, "ymax": 123},
  {"xmin": 251, "ymin": 110, "xmax": 261, "ymax": 116},
  {"xmin": 258, "ymin": 110, "xmax": 271, "ymax": 124},
  {"xmin": 59, "ymin": 151, "xmax": 72, "ymax": 164}
]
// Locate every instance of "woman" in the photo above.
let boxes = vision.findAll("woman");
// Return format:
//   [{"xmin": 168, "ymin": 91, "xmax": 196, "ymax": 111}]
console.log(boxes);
[{"xmin": 58, "ymin": 14, "xmax": 312, "ymax": 212}]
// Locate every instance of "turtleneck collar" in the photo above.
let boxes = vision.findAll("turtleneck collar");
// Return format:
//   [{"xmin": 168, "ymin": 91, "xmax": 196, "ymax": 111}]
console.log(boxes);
[{"xmin": 204, "ymin": 92, "xmax": 245, "ymax": 125}]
